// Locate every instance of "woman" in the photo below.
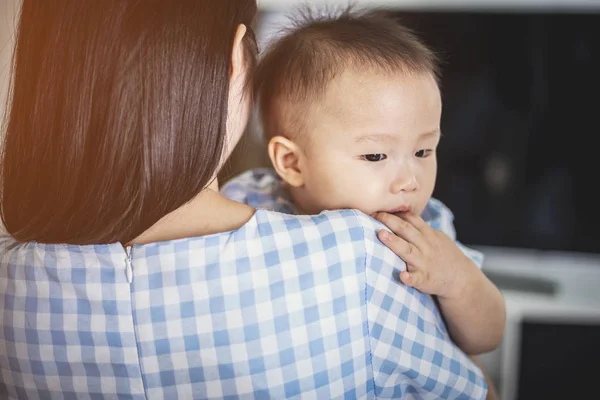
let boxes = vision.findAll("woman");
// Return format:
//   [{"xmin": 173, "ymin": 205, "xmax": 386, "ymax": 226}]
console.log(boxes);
[{"xmin": 0, "ymin": 1, "xmax": 487, "ymax": 398}]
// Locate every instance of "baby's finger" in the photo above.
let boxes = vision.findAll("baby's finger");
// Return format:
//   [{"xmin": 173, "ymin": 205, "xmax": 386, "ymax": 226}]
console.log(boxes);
[
  {"xmin": 378, "ymin": 229, "xmax": 420, "ymax": 265},
  {"xmin": 397, "ymin": 211, "xmax": 428, "ymax": 233},
  {"xmin": 375, "ymin": 212, "xmax": 426, "ymax": 250},
  {"xmin": 399, "ymin": 270, "xmax": 422, "ymax": 289}
]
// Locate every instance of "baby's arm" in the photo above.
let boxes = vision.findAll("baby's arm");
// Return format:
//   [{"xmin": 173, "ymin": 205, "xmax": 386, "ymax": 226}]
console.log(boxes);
[{"xmin": 374, "ymin": 211, "xmax": 506, "ymax": 355}]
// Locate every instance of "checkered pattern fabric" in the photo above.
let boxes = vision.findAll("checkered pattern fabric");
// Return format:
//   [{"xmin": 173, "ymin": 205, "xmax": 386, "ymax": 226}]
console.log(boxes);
[
  {"xmin": 0, "ymin": 209, "xmax": 487, "ymax": 399},
  {"xmin": 221, "ymin": 168, "xmax": 484, "ymax": 267}
]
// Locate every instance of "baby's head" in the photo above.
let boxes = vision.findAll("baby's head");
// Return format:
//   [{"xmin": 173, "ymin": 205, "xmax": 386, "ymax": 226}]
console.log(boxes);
[{"xmin": 255, "ymin": 8, "xmax": 441, "ymax": 216}]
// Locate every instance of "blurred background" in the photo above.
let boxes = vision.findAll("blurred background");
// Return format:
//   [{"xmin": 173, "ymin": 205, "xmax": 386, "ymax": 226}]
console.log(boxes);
[{"xmin": 1, "ymin": 1, "xmax": 599, "ymax": 399}]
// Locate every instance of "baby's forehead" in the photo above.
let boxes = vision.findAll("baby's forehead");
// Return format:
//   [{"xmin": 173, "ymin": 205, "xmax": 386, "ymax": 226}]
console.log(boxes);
[
  {"xmin": 310, "ymin": 70, "xmax": 437, "ymax": 118},
  {"xmin": 325, "ymin": 67, "xmax": 433, "ymax": 97},
  {"xmin": 268, "ymin": 69, "xmax": 440, "ymax": 148}
]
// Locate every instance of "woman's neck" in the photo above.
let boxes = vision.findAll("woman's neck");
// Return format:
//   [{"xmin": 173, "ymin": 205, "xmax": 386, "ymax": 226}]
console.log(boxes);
[{"xmin": 130, "ymin": 179, "xmax": 255, "ymax": 245}]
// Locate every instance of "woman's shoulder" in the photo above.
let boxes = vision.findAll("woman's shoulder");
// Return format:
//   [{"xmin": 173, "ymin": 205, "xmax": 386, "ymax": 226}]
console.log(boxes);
[
  {"xmin": 247, "ymin": 209, "xmax": 403, "ymax": 269},
  {"xmin": 250, "ymin": 208, "xmax": 388, "ymax": 244}
]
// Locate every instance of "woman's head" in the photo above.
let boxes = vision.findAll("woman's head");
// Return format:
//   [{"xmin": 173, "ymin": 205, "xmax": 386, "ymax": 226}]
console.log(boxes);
[{"xmin": 0, "ymin": 0, "xmax": 257, "ymax": 244}]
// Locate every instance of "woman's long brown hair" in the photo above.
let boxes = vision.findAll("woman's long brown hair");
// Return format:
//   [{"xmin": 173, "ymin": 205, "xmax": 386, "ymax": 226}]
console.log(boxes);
[{"xmin": 0, "ymin": 0, "xmax": 257, "ymax": 244}]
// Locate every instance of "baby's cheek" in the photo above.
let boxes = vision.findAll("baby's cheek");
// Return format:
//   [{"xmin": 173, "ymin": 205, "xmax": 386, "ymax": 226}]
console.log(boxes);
[
  {"xmin": 311, "ymin": 163, "xmax": 378, "ymax": 211},
  {"xmin": 312, "ymin": 176, "xmax": 353, "ymax": 209},
  {"xmin": 343, "ymin": 181, "xmax": 384, "ymax": 214}
]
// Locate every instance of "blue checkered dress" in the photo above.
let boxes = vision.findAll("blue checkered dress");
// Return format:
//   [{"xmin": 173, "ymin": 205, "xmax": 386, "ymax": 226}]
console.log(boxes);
[
  {"xmin": 221, "ymin": 168, "xmax": 484, "ymax": 267},
  {"xmin": 0, "ymin": 208, "xmax": 487, "ymax": 398}
]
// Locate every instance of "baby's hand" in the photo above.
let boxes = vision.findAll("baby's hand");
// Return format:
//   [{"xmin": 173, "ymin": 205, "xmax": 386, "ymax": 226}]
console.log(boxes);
[{"xmin": 374, "ymin": 211, "xmax": 476, "ymax": 299}]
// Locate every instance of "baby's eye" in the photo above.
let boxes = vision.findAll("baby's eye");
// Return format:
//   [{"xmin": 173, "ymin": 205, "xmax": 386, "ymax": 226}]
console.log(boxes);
[
  {"xmin": 415, "ymin": 149, "xmax": 433, "ymax": 158},
  {"xmin": 362, "ymin": 154, "xmax": 387, "ymax": 162}
]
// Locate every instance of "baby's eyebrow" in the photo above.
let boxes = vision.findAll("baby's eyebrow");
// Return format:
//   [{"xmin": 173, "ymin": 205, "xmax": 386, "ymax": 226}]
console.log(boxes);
[
  {"xmin": 420, "ymin": 129, "xmax": 441, "ymax": 139},
  {"xmin": 354, "ymin": 129, "xmax": 441, "ymax": 144},
  {"xmin": 354, "ymin": 133, "xmax": 397, "ymax": 144}
]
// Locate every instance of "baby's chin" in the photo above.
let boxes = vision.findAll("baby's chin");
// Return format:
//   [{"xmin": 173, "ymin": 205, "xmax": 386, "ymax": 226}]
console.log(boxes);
[
  {"xmin": 313, "ymin": 204, "xmax": 376, "ymax": 216},
  {"xmin": 342, "ymin": 205, "xmax": 382, "ymax": 217},
  {"xmin": 315, "ymin": 202, "xmax": 426, "ymax": 218},
  {"xmin": 338, "ymin": 203, "xmax": 389, "ymax": 217},
  {"xmin": 307, "ymin": 200, "xmax": 410, "ymax": 217}
]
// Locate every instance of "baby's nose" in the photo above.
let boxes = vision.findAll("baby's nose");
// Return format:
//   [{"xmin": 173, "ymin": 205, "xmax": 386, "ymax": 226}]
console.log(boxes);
[{"xmin": 390, "ymin": 171, "xmax": 419, "ymax": 194}]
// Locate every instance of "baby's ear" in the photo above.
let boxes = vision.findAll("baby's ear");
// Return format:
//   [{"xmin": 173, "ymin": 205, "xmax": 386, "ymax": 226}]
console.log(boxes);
[{"xmin": 268, "ymin": 136, "xmax": 304, "ymax": 187}]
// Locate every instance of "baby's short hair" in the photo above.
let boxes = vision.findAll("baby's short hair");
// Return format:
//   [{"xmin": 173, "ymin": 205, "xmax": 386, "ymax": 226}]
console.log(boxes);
[{"xmin": 254, "ymin": 6, "xmax": 440, "ymax": 142}]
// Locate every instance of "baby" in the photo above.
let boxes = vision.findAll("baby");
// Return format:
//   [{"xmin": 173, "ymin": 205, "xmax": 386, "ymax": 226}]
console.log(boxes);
[{"xmin": 222, "ymin": 7, "xmax": 505, "ymax": 376}]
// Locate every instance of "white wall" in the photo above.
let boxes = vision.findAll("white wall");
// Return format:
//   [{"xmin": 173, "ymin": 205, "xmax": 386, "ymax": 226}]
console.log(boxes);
[{"xmin": 0, "ymin": 0, "xmax": 20, "ymax": 136}]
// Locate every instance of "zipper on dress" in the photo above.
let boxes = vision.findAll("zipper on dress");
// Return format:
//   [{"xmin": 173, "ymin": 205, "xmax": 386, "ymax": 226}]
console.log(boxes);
[{"xmin": 125, "ymin": 245, "xmax": 133, "ymax": 284}]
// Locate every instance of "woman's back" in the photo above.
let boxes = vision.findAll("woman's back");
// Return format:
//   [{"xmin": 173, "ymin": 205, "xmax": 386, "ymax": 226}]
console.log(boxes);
[{"xmin": 0, "ymin": 210, "xmax": 486, "ymax": 399}]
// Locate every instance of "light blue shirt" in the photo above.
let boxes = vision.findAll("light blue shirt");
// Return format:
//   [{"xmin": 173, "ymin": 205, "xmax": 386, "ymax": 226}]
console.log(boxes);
[{"xmin": 0, "ymin": 208, "xmax": 486, "ymax": 399}]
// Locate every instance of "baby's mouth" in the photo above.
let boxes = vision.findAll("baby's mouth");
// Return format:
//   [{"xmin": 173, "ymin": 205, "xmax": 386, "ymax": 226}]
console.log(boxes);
[{"xmin": 387, "ymin": 205, "xmax": 411, "ymax": 214}]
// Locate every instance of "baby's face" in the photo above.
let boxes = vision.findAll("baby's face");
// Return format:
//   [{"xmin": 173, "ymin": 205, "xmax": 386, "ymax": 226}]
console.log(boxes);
[{"xmin": 292, "ymin": 69, "xmax": 441, "ymax": 217}]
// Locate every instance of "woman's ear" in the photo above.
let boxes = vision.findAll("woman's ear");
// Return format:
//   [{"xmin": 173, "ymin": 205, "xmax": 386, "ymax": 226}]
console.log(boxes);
[
  {"xmin": 268, "ymin": 136, "xmax": 305, "ymax": 187},
  {"xmin": 231, "ymin": 24, "xmax": 247, "ymax": 79}
]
